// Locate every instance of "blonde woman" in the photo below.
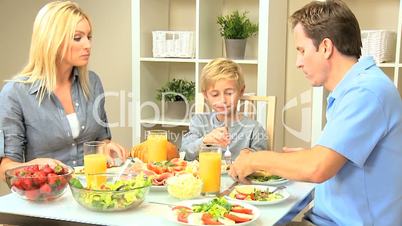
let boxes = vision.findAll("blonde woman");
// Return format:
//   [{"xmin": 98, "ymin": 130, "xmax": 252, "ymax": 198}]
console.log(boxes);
[{"xmin": 0, "ymin": 1, "xmax": 128, "ymax": 175}]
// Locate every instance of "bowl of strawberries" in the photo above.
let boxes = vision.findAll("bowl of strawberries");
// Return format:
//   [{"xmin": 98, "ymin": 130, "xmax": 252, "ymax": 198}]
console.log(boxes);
[{"xmin": 5, "ymin": 164, "xmax": 74, "ymax": 201}]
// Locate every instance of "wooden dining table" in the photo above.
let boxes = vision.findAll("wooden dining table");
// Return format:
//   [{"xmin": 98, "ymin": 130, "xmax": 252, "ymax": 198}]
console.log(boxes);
[{"xmin": 0, "ymin": 169, "xmax": 315, "ymax": 226}]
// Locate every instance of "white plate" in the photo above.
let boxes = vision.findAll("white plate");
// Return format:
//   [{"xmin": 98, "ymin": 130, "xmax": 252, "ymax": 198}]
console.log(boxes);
[
  {"xmin": 151, "ymin": 185, "xmax": 167, "ymax": 191},
  {"xmin": 167, "ymin": 198, "xmax": 260, "ymax": 226},
  {"xmin": 250, "ymin": 178, "xmax": 289, "ymax": 186},
  {"xmin": 226, "ymin": 185, "xmax": 290, "ymax": 205}
]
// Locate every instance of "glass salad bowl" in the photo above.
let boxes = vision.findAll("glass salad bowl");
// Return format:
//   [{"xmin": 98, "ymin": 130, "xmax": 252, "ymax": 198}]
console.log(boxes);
[{"xmin": 68, "ymin": 172, "xmax": 151, "ymax": 212}]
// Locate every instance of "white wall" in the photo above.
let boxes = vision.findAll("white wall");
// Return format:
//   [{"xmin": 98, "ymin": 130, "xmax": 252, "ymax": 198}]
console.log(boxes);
[
  {"xmin": 284, "ymin": 0, "xmax": 313, "ymax": 148},
  {"xmin": 0, "ymin": 0, "xmax": 132, "ymax": 149}
]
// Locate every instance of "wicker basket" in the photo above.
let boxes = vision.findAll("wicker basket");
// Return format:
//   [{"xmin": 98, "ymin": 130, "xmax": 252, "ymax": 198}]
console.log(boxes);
[
  {"xmin": 152, "ymin": 31, "xmax": 195, "ymax": 58},
  {"xmin": 361, "ymin": 30, "xmax": 396, "ymax": 64}
]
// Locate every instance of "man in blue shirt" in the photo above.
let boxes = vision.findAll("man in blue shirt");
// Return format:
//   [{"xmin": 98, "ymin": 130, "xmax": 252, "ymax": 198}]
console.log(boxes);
[{"xmin": 229, "ymin": 0, "xmax": 402, "ymax": 225}]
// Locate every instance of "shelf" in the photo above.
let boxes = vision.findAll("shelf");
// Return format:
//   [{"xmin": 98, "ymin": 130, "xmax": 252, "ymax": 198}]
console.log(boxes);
[
  {"xmin": 377, "ymin": 63, "xmax": 402, "ymax": 68},
  {"xmin": 141, "ymin": 118, "xmax": 190, "ymax": 126},
  {"xmin": 198, "ymin": 58, "xmax": 258, "ymax": 65},
  {"xmin": 140, "ymin": 57, "xmax": 196, "ymax": 63},
  {"xmin": 140, "ymin": 57, "xmax": 258, "ymax": 64},
  {"xmin": 378, "ymin": 62, "xmax": 398, "ymax": 68}
]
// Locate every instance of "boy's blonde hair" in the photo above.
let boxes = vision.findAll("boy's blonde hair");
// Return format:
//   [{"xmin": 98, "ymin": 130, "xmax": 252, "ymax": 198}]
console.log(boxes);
[
  {"xmin": 18, "ymin": 1, "xmax": 92, "ymax": 103},
  {"xmin": 201, "ymin": 58, "xmax": 245, "ymax": 92}
]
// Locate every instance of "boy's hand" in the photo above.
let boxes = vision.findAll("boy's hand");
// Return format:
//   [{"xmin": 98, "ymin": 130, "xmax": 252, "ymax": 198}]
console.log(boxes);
[{"xmin": 203, "ymin": 127, "xmax": 230, "ymax": 147}]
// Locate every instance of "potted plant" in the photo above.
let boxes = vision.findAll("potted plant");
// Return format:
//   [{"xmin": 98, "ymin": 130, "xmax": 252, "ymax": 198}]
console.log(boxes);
[
  {"xmin": 217, "ymin": 10, "xmax": 258, "ymax": 59},
  {"xmin": 156, "ymin": 78, "xmax": 195, "ymax": 119}
]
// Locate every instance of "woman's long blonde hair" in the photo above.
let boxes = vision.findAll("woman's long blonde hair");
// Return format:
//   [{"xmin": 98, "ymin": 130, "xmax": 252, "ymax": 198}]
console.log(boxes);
[{"xmin": 19, "ymin": 1, "xmax": 92, "ymax": 103}]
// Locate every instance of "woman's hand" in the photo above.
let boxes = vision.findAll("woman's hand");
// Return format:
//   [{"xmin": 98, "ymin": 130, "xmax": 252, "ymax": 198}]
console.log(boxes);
[
  {"xmin": 1, "ymin": 157, "xmax": 65, "ymax": 180},
  {"xmin": 202, "ymin": 127, "xmax": 230, "ymax": 147},
  {"xmin": 103, "ymin": 141, "xmax": 128, "ymax": 166},
  {"xmin": 27, "ymin": 158, "xmax": 65, "ymax": 168}
]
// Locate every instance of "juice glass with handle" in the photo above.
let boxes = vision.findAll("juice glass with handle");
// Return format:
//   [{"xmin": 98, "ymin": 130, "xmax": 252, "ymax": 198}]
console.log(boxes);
[
  {"xmin": 146, "ymin": 130, "xmax": 168, "ymax": 163},
  {"xmin": 199, "ymin": 144, "xmax": 222, "ymax": 195},
  {"xmin": 83, "ymin": 141, "xmax": 107, "ymax": 189}
]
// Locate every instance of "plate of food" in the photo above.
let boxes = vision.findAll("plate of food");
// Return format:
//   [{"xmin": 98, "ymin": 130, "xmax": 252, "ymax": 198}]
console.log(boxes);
[
  {"xmin": 126, "ymin": 158, "xmax": 192, "ymax": 191},
  {"xmin": 167, "ymin": 197, "xmax": 260, "ymax": 225},
  {"xmin": 246, "ymin": 171, "xmax": 288, "ymax": 185},
  {"xmin": 226, "ymin": 185, "xmax": 289, "ymax": 205},
  {"xmin": 151, "ymin": 184, "xmax": 167, "ymax": 191}
]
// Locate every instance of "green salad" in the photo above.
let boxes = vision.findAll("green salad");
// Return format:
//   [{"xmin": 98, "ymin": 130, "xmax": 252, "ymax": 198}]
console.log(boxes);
[
  {"xmin": 192, "ymin": 197, "xmax": 232, "ymax": 219},
  {"xmin": 70, "ymin": 173, "xmax": 151, "ymax": 211},
  {"xmin": 247, "ymin": 174, "xmax": 283, "ymax": 182}
]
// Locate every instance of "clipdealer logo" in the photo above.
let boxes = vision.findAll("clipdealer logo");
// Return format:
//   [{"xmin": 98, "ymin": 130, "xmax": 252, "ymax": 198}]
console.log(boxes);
[{"xmin": 93, "ymin": 90, "xmax": 313, "ymax": 142}]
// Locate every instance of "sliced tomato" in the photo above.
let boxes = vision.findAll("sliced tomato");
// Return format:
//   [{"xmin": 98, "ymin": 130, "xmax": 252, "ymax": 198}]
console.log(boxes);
[
  {"xmin": 170, "ymin": 158, "xmax": 187, "ymax": 167},
  {"xmin": 147, "ymin": 163, "xmax": 166, "ymax": 174},
  {"xmin": 231, "ymin": 207, "xmax": 253, "ymax": 215},
  {"xmin": 249, "ymin": 193, "xmax": 255, "ymax": 200},
  {"xmin": 235, "ymin": 193, "xmax": 247, "ymax": 200},
  {"xmin": 224, "ymin": 213, "xmax": 251, "ymax": 223},
  {"xmin": 201, "ymin": 213, "xmax": 223, "ymax": 225},
  {"xmin": 177, "ymin": 212, "xmax": 189, "ymax": 223},
  {"xmin": 172, "ymin": 165, "xmax": 185, "ymax": 172}
]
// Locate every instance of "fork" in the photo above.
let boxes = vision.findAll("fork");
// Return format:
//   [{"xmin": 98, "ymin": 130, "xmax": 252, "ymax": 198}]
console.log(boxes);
[
  {"xmin": 223, "ymin": 121, "xmax": 232, "ymax": 165},
  {"xmin": 148, "ymin": 201, "xmax": 176, "ymax": 208},
  {"xmin": 217, "ymin": 181, "xmax": 239, "ymax": 197},
  {"xmin": 269, "ymin": 185, "xmax": 286, "ymax": 194}
]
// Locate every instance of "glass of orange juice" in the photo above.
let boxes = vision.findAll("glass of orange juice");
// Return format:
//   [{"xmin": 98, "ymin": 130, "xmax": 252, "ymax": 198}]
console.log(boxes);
[
  {"xmin": 83, "ymin": 141, "xmax": 107, "ymax": 189},
  {"xmin": 199, "ymin": 144, "xmax": 222, "ymax": 195},
  {"xmin": 146, "ymin": 130, "xmax": 168, "ymax": 163}
]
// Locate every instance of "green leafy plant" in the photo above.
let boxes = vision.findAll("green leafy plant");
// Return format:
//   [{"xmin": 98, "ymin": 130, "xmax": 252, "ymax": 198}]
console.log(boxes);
[
  {"xmin": 217, "ymin": 10, "xmax": 258, "ymax": 39},
  {"xmin": 156, "ymin": 78, "xmax": 195, "ymax": 102}
]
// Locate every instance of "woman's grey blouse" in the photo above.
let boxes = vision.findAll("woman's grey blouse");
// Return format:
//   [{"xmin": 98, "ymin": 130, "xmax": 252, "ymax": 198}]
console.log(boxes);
[{"xmin": 0, "ymin": 70, "xmax": 111, "ymax": 166}]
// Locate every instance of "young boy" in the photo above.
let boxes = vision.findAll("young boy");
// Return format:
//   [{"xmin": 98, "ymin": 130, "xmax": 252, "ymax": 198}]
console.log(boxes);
[{"xmin": 181, "ymin": 58, "xmax": 268, "ymax": 161}]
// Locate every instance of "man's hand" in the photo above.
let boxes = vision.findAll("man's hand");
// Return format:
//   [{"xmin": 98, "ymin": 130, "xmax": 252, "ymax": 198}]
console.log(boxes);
[
  {"xmin": 228, "ymin": 149, "xmax": 255, "ymax": 184},
  {"xmin": 203, "ymin": 127, "xmax": 230, "ymax": 147}
]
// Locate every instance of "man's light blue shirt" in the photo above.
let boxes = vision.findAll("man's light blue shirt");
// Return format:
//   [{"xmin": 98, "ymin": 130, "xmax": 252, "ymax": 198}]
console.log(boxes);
[{"xmin": 309, "ymin": 56, "xmax": 402, "ymax": 226}]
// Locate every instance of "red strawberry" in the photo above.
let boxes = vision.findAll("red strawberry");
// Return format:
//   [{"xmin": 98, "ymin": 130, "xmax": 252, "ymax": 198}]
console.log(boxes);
[
  {"xmin": 32, "ymin": 171, "xmax": 47, "ymax": 186},
  {"xmin": 24, "ymin": 189, "xmax": 40, "ymax": 200},
  {"xmin": 47, "ymin": 174, "xmax": 61, "ymax": 187},
  {"xmin": 25, "ymin": 165, "xmax": 39, "ymax": 173},
  {"xmin": 58, "ymin": 176, "xmax": 67, "ymax": 186},
  {"xmin": 42, "ymin": 165, "xmax": 54, "ymax": 175},
  {"xmin": 12, "ymin": 179, "xmax": 23, "ymax": 189},
  {"xmin": 53, "ymin": 165, "xmax": 65, "ymax": 175},
  {"xmin": 21, "ymin": 178, "xmax": 33, "ymax": 190},
  {"xmin": 39, "ymin": 183, "xmax": 52, "ymax": 194},
  {"xmin": 16, "ymin": 170, "xmax": 28, "ymax": 177}
]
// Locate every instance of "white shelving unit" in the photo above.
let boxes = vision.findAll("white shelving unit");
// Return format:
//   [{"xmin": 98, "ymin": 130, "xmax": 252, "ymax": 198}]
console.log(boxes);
[
  {"xmin": 132, "ymin": 0, "xmax": 288, "ymax": 148},
  {"xmin": 311, "ymin": 0, "xmax": 402, "ymax": 143}
]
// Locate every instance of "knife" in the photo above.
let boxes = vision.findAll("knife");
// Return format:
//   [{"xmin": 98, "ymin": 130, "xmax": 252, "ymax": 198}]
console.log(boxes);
[{"xmin": 217, "ymin": 181, "xmax": 239, "ymax": 197}]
